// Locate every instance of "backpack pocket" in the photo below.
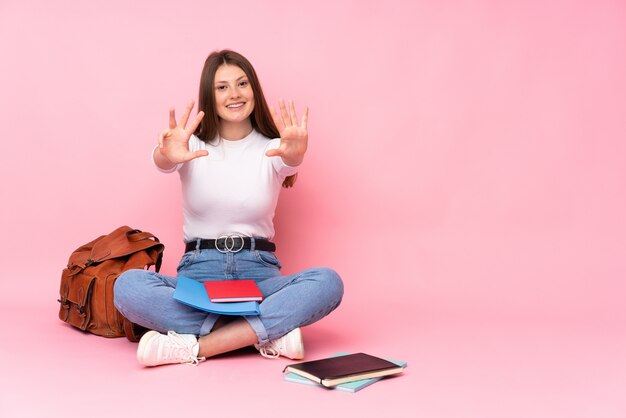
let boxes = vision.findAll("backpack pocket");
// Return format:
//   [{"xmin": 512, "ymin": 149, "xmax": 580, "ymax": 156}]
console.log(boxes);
[{"xmin": 58, "ymin": 269, "xmax": 95, "ymax": 331}]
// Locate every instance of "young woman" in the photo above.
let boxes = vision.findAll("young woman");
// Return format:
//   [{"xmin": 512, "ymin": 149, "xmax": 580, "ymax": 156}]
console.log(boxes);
[{"xmin": 114, "ymin": 50, "xmax": 344, "ymax": 367}]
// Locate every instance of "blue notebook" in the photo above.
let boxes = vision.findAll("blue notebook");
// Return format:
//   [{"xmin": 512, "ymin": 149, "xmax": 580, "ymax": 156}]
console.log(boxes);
[
  {"xmin": 283, "ymin": 352, "xmax": 407, "ymax": 393},
  {"xmin": 173, "ymin": 275, "xmax": 261, "ymax": 315}
]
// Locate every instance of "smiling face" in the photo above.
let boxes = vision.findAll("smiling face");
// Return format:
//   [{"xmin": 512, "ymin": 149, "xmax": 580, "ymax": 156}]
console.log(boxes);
[{"xmin": 214, "ymin": 64, "xmax": 255, "ymax": 127}]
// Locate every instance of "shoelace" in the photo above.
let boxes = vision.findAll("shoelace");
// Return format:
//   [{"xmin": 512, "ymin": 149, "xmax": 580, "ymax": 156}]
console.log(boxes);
[
  {"xmin": 164, "ymin": 331, "xmax": 205, "ymax": 365},
  {"xmin": 258, "ymin": 344, "xmax": 280, "ymax": 359}
]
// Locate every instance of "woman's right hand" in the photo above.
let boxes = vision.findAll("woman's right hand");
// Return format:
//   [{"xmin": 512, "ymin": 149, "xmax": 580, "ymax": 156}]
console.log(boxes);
[{"xmin": 157, "ymin": 100, "xmax": 208, "ymax": 165}]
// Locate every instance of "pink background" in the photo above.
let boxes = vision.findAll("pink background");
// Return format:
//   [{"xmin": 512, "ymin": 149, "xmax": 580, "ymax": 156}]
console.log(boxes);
[{"xmin": 1, "ymin": 1, "xmax": 625, "ymax": 417}]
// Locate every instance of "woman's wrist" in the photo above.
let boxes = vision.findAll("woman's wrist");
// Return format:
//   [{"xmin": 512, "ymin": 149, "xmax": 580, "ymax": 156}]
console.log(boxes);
[
  {"xmin": 153, "ymin": 146, "xmax": 177, "ymax": 170},
  {"xmin": 281, "ymin": 155, "xmax": 304, "ymax": 167}
]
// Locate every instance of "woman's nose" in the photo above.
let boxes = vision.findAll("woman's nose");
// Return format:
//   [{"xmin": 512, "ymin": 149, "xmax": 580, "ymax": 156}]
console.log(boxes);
[{"xmin": 230, "ymin": 87, "xmax": 241, "ymax": 99}]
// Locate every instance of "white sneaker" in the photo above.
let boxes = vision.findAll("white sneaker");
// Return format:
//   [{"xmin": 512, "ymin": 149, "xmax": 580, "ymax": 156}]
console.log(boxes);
[
  {"xmin": 136, "ymin": 330, "xmax": 205, "ymax": 367},
  {"xmin": 255, "ymin": 328, "xmax": 304, "ymax": 360}
]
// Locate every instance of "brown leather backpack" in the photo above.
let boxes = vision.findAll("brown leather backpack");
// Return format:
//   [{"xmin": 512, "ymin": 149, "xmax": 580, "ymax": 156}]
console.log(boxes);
[{"xmin": 58, "ymin": 226, "xmax": 164, "ymax": 341}]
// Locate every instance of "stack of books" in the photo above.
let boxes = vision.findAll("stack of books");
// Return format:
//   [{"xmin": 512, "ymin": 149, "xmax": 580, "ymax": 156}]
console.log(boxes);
[
  {"xmin": 283, "ymin": 352, "xmax": 407, "ymax": 393},
  {"xmin": 173, "ymin": 275, "xmax": 264, "ymax": 315}
]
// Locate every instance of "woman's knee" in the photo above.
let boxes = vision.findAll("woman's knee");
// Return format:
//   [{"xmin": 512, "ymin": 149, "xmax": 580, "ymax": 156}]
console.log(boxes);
[
  {"xmin": 311, "ymin": 267, "xmax": 344, "ymax": 300},
  {"xmin": 114, "ymin": 269, "xmax": 148, "ymax": 308}
]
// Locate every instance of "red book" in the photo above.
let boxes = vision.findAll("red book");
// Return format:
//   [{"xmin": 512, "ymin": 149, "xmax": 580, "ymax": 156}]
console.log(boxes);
[{"xmin": 203, "ymin": 280, "xmax": 264, "ymax": 303}]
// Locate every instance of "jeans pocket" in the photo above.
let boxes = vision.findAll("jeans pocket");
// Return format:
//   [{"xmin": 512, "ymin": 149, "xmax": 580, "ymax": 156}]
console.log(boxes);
[
  {"xmin": 255, "ymin": 251, "xmax": 282, "ymax": 269},
  {"xmin": 176, "ymin": 252, "xmax": 196, "ymax": 272}
]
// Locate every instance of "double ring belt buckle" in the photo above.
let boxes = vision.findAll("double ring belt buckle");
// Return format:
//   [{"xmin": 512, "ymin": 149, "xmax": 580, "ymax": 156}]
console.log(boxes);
[{"xmin": 215, "ymin": 234, "xmax": 245, "ymax": 253}]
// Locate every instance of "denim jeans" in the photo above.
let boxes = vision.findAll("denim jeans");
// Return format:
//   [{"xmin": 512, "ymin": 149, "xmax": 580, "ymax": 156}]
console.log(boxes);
[{"xmin": 113, "ymin": 247, "xmax": 344, "ymax": 345}]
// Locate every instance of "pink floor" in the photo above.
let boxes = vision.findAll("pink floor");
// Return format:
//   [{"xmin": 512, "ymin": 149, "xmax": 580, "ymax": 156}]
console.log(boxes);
[
  {"xmin": 2, "ymin": 298, "xmax": 624, "ymax": 418},
  {"xmin": 1, "ymin": 1, "xmax": 625, "ymax": 417}
]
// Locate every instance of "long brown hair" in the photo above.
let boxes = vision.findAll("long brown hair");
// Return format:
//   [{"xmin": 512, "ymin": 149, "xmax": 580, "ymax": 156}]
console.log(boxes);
[{"xmin": 196, "ymin": 49, "xmax": 296, "ymax": 188}]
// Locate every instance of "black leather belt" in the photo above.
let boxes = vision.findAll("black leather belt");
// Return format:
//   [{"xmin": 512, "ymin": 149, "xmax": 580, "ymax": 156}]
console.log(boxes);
[{"xmin": 185, "ymin": 236, "xmax": 276, "ymax": 253}]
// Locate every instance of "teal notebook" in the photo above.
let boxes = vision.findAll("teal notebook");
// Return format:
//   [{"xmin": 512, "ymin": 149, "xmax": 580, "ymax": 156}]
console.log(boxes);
[
  {"xmin": 173, "ymin": 275, "xmax": 261, "ymax": 315},
  {"xmin": 283, "ymin": 352, "xmax": 407, "ymax": 393}
]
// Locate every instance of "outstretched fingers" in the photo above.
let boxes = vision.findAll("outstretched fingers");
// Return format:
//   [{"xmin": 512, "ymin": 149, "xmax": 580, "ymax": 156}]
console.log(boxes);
[
  {"xmin": 265, "ymin": 147, "xmax": 283, "ymax": 158},
  {"xmin": 158, "ymin": 129, "xmax": 171, "ymax": 148},
  {"xmin": 272, "ymin": 99, "xmax": 309, "ymax": 135},
  {"xmin": 288, "ymin": 100, "xmax": 298, "ymax": 126},
  {"xmin": 169, "ymin": 107, "xmax": 177, "ymax": 129},
  {"xmin": 301, "ymin": 106, "xmax": 309, "ymax": 130},
  {"xmin": 279, "ymin": 99, "xmax": 291, "ymax": 126},
  {"xmin": 183, "ymin": 149, "xmax": 209, "ymax": 162},
  {"xmin": 169, "ymin": 100, "xmax": 200, "ymax": 132},
  {"xmin": 179, "ymin": 100, "xmax": 195, "ymax": 129},
  {"xmin": 186, "ymin": 110, "xmax": 204, "ymax": 135},
  {"xmin": 270, "ymin": 105, "xmax": 285, "ymax": 131}
]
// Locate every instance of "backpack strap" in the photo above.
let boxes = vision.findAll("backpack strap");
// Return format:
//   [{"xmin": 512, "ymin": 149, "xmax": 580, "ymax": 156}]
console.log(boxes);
[
  {"xmin": 88, "ymin": 226, "xmax": 164, "ymax": 264},
  {"xmin": 127, "ymin": 230, "xmax": 157, "ymax": 242}
]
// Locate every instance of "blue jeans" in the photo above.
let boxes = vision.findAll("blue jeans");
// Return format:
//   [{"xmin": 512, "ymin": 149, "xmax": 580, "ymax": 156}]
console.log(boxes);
[{"xmin": 113, "ymin": 248, "xmax": 344, "ymax": 345}]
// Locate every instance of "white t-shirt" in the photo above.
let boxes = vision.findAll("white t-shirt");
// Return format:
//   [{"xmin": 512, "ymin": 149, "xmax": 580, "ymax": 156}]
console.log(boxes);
[{"xmin": 155, "ymin": 130, "xmax": 298, "ymax": 242}]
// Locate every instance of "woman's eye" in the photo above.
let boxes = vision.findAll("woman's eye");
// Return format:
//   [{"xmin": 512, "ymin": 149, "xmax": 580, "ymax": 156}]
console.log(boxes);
[
  {"xmin": 239, "ymin": 81, "xmax": 249, "ymax": 87},
  {"xmin": 216, "ymin": 85, "xmax": 227, "ymax": 91}
]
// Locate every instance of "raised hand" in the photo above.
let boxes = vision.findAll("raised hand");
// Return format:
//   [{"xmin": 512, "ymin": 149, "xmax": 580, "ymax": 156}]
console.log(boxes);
[
  {"xmin": 265, "ymin": 99, "xmax": 308, "ymax": 167},
  {"xmin": 157, "ymin": 100, "xmax": 208, "ymax": 165}
]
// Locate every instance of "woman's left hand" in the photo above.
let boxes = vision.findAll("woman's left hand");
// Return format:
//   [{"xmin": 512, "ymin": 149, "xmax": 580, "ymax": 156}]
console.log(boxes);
[{"xmin": 265, "ymin": 99, "xmax": 308, "ymax": 167}]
